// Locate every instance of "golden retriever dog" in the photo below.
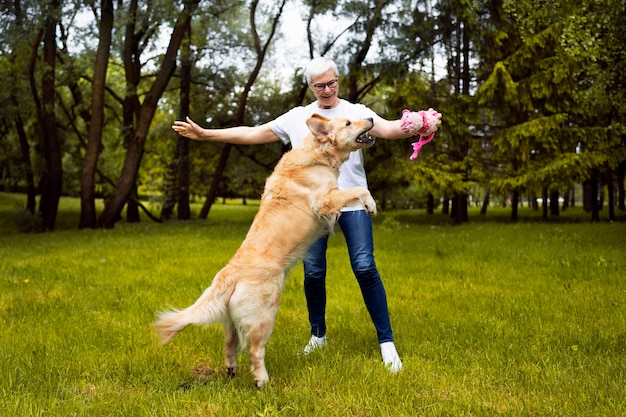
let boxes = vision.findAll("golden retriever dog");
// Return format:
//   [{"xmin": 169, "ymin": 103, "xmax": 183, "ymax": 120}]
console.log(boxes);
[{"xmin": 154, "ymin": 114, "xmax": 376, "ymax": 388}]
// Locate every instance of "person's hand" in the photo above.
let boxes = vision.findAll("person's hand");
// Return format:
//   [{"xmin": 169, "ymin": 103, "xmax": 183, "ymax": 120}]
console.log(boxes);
[
  {"xmin": 172, "ymin": 116, "xmax": 205, "ymax": 141},
  {"xmin": 407, "ymin": 109, "xmax": 442, "ymax": 160},
  {"xmin": 417, "ymin": 108, "xmax": 442, "ymax": 136}
]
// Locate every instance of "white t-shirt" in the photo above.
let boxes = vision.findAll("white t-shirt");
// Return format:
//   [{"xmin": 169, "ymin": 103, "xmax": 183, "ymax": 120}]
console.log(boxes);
[{"xmin": 268, "ymin": 99, "xmax": 377, "ymax": 211}]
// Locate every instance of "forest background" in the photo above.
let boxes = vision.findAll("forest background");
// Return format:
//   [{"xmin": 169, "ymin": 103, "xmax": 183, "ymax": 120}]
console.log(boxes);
[{"xmin": 0, "ymin": 0, "xmax": 625, "ymax": 231}]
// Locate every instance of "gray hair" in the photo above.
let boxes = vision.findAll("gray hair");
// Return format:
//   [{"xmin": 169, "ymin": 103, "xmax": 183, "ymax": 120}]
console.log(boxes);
[{"xmin": 304, "ymin": 57, "xmax": 339, "ymax": 83}]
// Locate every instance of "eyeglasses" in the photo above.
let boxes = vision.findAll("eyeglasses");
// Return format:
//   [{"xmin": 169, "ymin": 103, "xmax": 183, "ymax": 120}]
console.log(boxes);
[{"xmin": 311, "ymin": 78, "xmax": 338, "ymax": 92}]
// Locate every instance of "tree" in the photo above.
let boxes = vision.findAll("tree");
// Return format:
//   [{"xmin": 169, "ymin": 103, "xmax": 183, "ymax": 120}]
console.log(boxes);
[
  {"xmin": 473, "ymin": 0, "xmax": 622, "ymax": 222},
  {"xmin": 0, "ymin": 0, "xmax": 622, "ymax": 225},
  {"xmin": 98, "ymin": 0, "xmax": 200, "ymax": 228},
  {"xmin": 175, "ymin": 24, "xmax": 193, "ymax": 221},
  {"xmin": 429, "ymin": 0, "xmax": 486, "ymax": 223},
  {"xmin": 39, "ymin": 0, "xmax": 63, "ymax": 231},
  {"xmin": 2, "ymin": 0, "xmax": 37, "ymax": 213},
  {"xmin": 198, "ymin": 0, "xmax": 287, "ymax": 219},
  {"xmin": 561, "ymin": 0, "xmax": 626, "ymax": 220},
  {"xmin": 79, "ymin": 0, "xmax": 115, "ymax": 229}
]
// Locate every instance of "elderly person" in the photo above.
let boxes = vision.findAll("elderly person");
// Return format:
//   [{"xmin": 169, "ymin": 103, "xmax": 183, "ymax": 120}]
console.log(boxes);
[{"xmin": 172, "ymin": 57, "xmax": 441, "ymax": 372}]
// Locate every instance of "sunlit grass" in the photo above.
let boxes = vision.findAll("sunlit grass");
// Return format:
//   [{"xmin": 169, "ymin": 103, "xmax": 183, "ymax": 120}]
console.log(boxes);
[{"xmin": 1, "ymin": 192, "xmax": 625, "ymax": 416}]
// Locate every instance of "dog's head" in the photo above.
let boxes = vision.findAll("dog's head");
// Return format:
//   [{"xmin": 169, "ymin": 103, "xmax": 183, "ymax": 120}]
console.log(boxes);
[{"xmin": 305, "ymin": 114, "xmax": 375, "ymax": 159}]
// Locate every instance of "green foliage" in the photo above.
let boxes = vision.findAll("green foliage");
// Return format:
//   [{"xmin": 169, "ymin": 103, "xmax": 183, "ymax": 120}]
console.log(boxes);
[
  {"xmin": 0, "ymin": 0, "xmax": 623, "ymax": 226},
  {"xmin": 473, "ymin": 0, "xmax": 625, "ymax": 207},
  {"xmin": 477, "ymin": 61, "xmax": 520, "ymax": 108}
]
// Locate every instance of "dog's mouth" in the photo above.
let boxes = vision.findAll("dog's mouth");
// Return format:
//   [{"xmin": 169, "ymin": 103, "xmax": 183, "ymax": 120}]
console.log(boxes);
[{"xmin": 356, "ymin": 131, "xmax": 375, "ymax": 147}]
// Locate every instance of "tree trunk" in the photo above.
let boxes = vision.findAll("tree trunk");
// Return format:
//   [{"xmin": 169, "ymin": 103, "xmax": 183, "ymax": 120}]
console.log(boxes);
[
  {"xmin": 177, "ymin": 24, "xmax": 192, "ymax": 220},
  {"xmin": 598, "ymin": 176, "xmax": 605, "ymax": 210},
  {"xmin": 175, "ymin": 133, "xmax": 192, "ymax": 221},
  {"xmin": 426, "ymin": 192, "xmax": 434, "ymax": 214},
  {"xmin": 606, "ymin": 167, "xmax": 615, "ymax": 221},
  {"xmin": 127, "ymin": 183, "xmax": 140, "ymax": 222},
  {"xmin": 480, "ymin": 189, "xmax": 490, "ymax": 215},
  {"xmin": 450, "ymin": 195, "xmax": 457, "ymax": 219},
  {"xmin": 454, "ymin": 192, "xmax": 468, "ymax": 224},
  {"xmin": 590, "ymin": 170, "xmax": 600, "ymax": 222},
  {"xmin": 562, "ymin": 188, "xmax": 570, "ymax": 211},
  {"xmin": 199, "ymin": 143, "xmax": 232, "ymax": 219},
  {"xmin": 510, "ymin": 190, "xmax": 519, "ymax": 222},
  {"xmin": 541, "ymin": 187, "xmax": 548, "ymax": 220},
  {"xmin": 117, "ymin": 0, "xmax": 143, "ymax": 225},
  {"xmin": 80, "ymin": 0, "xmax": 114, "ymax": 229},
  {"xmin": 160, "ymin": 158, "xmax": 177, "ymax": 221},
  {"xmin": 583, "ymin": 179, "xmax": 592, "ymax": 212},
  {"xmin": 617, "ymin": 161, "xmax": 625, "ymax": 211},
  {"xmin": 453, "ymin": 22, "xmax": 471, "ymax": 225},
  {"xmin": 550, "ymin": 189, "xmax": 560, "ymax": 216},
  {"xmin": 531, "ymin": 191, "xmax": 539, "ymax": 211},
  {"xmin": 98, "ymin": 0, "xmax": 200, "ymax": 228},
  {"xmin": 38, "ymin": 0, "xmax": 62, "ymax": 231},
  {"xmin": 162, "ymin": 23, "xmax": 192, "ymax": 221},
  {"xmin": 13, "ymin": 101, "xmax": 36, "ymax": 213}
]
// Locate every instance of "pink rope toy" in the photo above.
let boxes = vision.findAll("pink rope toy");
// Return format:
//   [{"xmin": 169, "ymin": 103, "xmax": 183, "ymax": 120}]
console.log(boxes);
[
  {"xmin": 400, "ymin": 109, "xmax": 441, "ymax": 160},
  {"xmin": 409, "ymin": 132, "xmax": 436, "ymax": 160}
]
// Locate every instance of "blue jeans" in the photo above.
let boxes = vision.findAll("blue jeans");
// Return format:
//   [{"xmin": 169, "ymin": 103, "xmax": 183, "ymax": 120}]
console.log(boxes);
[{"xmin": 303, "ymin": 210, "xmax": 394, "ymax": 344}]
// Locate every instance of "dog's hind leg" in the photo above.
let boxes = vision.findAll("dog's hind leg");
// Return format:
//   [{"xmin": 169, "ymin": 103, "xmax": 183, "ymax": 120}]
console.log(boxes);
[
  {"xmin": 248, "ymin": 319, "xmax": 275, "ymax": 388},
  {"xmin": 229, "ymin": 280, "xmax": 281, "ymax": 388},
  {"xmin": 223, "ymin": 318, "xmax": 238, "ymax": 377}
]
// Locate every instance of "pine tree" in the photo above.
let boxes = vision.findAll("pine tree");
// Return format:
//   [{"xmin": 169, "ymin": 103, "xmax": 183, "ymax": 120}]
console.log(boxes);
[{"xmin": 476, "ymin": 0, "xmax": 626, "ymax": 221}]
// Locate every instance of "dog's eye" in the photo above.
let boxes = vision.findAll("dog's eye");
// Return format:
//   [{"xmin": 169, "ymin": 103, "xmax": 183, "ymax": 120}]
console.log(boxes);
[{"xmin": 345, "ymin": 121, "xmax": 352, "ymax": 126}]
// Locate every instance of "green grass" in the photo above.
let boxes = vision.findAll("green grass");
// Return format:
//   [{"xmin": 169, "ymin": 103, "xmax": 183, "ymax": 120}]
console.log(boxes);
[{"xmin": 1, "ymin": 192, "xmax": 625, "ymax": 416}]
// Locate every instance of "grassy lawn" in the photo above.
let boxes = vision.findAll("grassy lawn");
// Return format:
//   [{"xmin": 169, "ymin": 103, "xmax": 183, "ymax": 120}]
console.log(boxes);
[{"xmin": 1, "ymin": 192, "xmax": 624, "ymax": 416}]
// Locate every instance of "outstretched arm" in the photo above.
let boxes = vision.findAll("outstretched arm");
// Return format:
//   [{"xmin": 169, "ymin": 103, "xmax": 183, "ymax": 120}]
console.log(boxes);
[{"xmin": 172, "ymin": 116, "xmax": 281, "ymax": 145}]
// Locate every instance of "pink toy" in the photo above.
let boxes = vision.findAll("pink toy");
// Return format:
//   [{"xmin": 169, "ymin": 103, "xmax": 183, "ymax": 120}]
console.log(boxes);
[
  {"xmin": 401, "ymin": 109, "xmax": 441, "ymax": 160},
  {"xmin": 409, "ymin": 132, "xmax": 435, "ymax": 160}
]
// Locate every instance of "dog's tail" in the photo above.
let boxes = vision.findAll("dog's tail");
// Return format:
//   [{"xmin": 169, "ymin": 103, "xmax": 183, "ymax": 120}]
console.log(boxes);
[{"xmin": 154, "ymin": 276, "xmax": 231, "ymax": 344}]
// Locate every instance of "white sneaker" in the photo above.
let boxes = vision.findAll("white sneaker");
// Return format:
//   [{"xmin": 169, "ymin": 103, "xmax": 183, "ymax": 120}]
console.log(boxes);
[
  {"xmin": 301, "ymin": 335, "xmax": 327, "ymax": 355},
  {"xmin": 380, "ymin": 342, "xmax": 402, "ymax": 373}
]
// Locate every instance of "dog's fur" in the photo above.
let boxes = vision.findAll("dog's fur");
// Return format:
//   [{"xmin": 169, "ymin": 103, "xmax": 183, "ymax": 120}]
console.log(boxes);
[{"xmin": 154, "ymin": 114, "xmax": 376, "ymax": 388}]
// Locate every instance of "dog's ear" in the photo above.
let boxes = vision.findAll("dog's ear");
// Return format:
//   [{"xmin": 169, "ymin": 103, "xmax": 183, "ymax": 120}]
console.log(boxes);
[{"xmin": 306, "ymin": 114, "xmax": 334, "ymax": 143}]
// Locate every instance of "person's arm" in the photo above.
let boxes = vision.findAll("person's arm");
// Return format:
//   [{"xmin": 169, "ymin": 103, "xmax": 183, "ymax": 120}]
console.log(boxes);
[
  {"xmin": 369, "ymin": 115, "xmax": 413, "ymax": 140},
  {"xmin": 172, "ymin": 116, "xmax": 281, "ymax": 145},
  {"xmin": 370, "ymin": 108, "xmax": 442, "ymax": 140}
]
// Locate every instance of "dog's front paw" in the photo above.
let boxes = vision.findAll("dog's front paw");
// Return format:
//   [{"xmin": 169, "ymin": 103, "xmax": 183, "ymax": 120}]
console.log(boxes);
[{"xmin": 362, "ymin": 194, "xmax": 377, "ymax": 216}]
